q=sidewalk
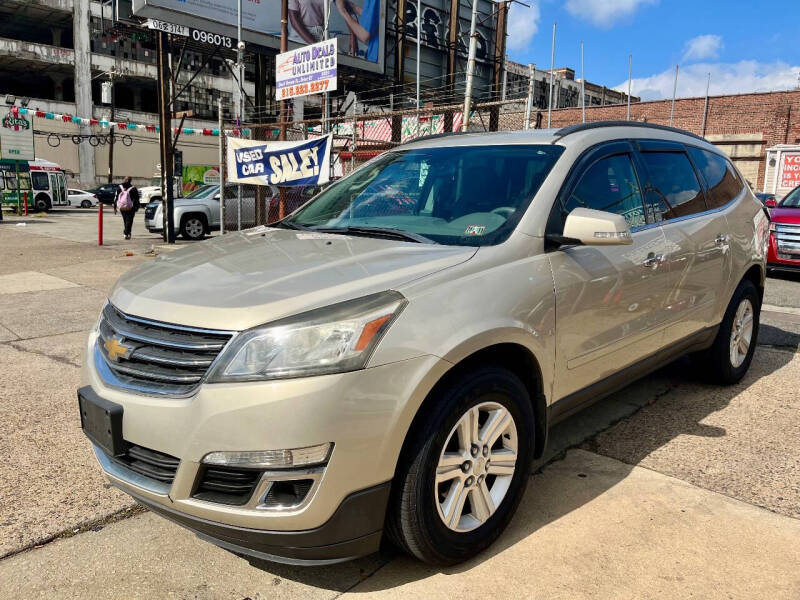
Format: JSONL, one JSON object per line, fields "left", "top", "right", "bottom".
{"left": 1, "top": 450, "right": 798, "bottom": 600}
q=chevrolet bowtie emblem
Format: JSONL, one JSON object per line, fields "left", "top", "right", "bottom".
{"left": 104, "top": 335, "right": 133, "bottom": 362}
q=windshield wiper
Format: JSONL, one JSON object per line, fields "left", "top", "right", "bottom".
{"left": 276, "top": 220, "right": 313, "bottom": 231}
{"left": 314, "top": 226, "right": 437, "bottom": 244}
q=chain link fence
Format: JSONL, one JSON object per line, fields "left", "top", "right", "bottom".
{"left": 215, "top": 91, "right": 800, "bottom": 231}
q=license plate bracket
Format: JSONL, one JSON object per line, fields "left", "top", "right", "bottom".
{"left": 78, "top": 386, "right": 126, "bottom": 457}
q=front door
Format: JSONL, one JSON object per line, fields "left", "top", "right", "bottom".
{"left": 548, "top": 143, "right": 671, "bottom": 402}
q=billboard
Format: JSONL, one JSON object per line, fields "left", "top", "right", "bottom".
{"left": 780, "top": 152, "right": 800, "bottom": 190}
{"left": 0, "top": 111, "right": 35, "bottom": 161}
{"left": 132, "top": 0, "right": 385, "bottom": 73}
{"left": 276, "top": 38, "right": 337, "bottom": 101}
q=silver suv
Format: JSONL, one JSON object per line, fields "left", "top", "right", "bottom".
{"left": 79, "top": 122, "right": 769, "bottom": 566}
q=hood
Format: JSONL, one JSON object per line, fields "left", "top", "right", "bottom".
{"left": 109, "top": 228, "right": 476, "bottom": 330}
{"left": 770, "top": 206, "right": 800, "bottom": 224}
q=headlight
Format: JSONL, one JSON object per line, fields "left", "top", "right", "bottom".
{"left": 207, "top": 291, "right": 406, "bottom": 382}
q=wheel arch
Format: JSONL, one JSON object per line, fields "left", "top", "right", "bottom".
{"left": 741, "top": 263, "right": 765, "bottom": 302}
{"left": 397, "top": 342, "right": 548, "bottom": 474}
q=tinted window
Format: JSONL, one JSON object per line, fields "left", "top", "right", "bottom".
{"left": 687, "top": 147, "right": 744, "bottom": 209}
{"left": 289, "top": 145, "right": 565, "bottom": 246}
{"left": 564, "top": 153, "right": 645, "bottom": 228}
{"left": 781, "top": 185, "right": 800, "bottom": 208}
{"left": 31, "top": 172, "right": 49, "bottom": 190}
{"left": 639, "top": 151, "right": 706, "bottom": 221}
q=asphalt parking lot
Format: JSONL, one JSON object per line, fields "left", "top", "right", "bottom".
{"left": 1, "top": 209, "right": 799, "bottom": 599}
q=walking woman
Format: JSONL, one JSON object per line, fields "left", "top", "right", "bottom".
{"left": 114, "top": 176, "right": 140, "bottom": 240}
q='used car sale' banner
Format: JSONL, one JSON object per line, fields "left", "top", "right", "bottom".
{"left": 227, "top": 135, "right": 332, "bottom": 187}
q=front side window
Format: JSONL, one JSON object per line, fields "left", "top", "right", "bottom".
{"left": 639, "top": 151, "right": 706, "bottom": 221}
{"left": 563, "top": 153, "right": 646, "bottom": 228}
{"left": 287, "top": 145, "right": 565, "bottom": 246}
{"left": 687, "top": 147, "right": 743, "bottom": 209}
{"left": 31, "top": 172, "right": 49, "bottom": 191}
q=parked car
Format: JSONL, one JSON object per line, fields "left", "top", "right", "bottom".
{"left": 79, "top": 122, "right": 767, "bottom": 567}
{"left": 756, "top": 192, "right": 777, "bottom": 209}
{"left": 144, "top": 184, "right": 319, "bottom": 240}
{"left": 68, "top": 188, "right": 99, "bottom": 208}
{"left": 89, "top": 183, "right": 120, "bottom": 205}
{"left": 767, "top": 185, "right": 800, "bottom": 273}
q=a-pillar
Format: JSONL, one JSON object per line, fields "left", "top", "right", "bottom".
{"left": 73, "top": 0, "right": 96, "bottom": 188}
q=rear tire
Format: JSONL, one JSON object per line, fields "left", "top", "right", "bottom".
{"left": 702, "top": 279, "right": 760, "bottom": 385}
{"left": 80, "top": 199, "right": 92, "bottom": 208}
{"left": 386, "top": 366, "right": 534, "bottom": 565}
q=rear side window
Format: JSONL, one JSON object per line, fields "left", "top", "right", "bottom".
{"left": 563, "top": 154, "right": 646, "bottom": 228}
{"left": 639, "top": 151, "right": 706, "bottom": 222}
{"left": 687, "top": 147, "right": 744, "bottom": 209}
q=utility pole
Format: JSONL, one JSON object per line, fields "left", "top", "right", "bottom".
{"left": 626, "top": 54, "right": 632, "bottom": 121}
{"left": 524, "top": 63, "right": 534, "bottom": 130}
{"left": 323, "top": 0, "right": 331, "bottom": 133}
{"left": 236, "top": 0, "right": 244, "bottom": 230}
{"left": 461, "top": 0, "right": 480, "bottom": 132}
{"left": 157, "top": 31, "right": 176, "bottom": 243}
{"left": 416, "top": 0, "right": 421, "bottom": 137}
{"left": 669, "top": 64, "right": 678, "bottom": 126}
{"left": 218, "top": 98, "right": 225, "bottom": 235}
{"left": 278, "top": 0, "right": 288, "bottom": 219}
{"left": 580, "top": 41, "right": 585, "bottom": 123}
{"left": 106, "top": 74, "right": 116, "bottom": 183}
{"left": 547, "top": 22, "right": 556, "bottom": 128}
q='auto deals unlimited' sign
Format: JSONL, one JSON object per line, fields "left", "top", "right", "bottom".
{"left": 227, "top": 135, "right": 332, "bottom": 187}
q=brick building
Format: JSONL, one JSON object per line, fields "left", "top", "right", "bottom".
{"left": 543, "top": 90, "right": 800, "bottom": 189}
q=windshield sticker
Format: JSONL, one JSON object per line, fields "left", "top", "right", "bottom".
{"left": 464, "top": 225, "right": 486, "bottom": 236}
{"left": 296, "top": 232, "right": 348, "bottom": 240}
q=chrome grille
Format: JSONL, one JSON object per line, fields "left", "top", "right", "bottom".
{"left": 96, "top": 303, "right": 234, "bottom": 396}
{"left": 775, "top": 223, "right": 800, "bottom": 256}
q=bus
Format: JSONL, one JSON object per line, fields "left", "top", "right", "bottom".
{"left": 0, "top": 159, "right": 68, "bottom": 212}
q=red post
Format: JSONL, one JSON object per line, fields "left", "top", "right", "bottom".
{"left": 23, "top": 192, "right": 28, "bottom": 216}
{"left": 98, "top": 202, "right": 103, "bottom": 246}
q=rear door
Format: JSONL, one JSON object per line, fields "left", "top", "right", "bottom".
{"left": 549, "top": 141, "right": 671, "bottom": 401}
{"left": 635, "top": 141, "right": 731, "bottom": 345}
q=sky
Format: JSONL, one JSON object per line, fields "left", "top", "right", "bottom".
{"left": 505, "top": 0, "right": 800, "bottom": 100}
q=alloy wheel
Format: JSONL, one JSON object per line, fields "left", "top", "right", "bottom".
{"left": 185, "top": 218, "right": 204, "bottom": 239}
{"left": 435, "top": 401, "right": 518, "bottom": 532}
{"left": 729, "top": 298, "right": 754, "bottom": 368}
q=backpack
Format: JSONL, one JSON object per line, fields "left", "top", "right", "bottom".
{"left": 116, "top": 185, "right": 133, "bottom": 211}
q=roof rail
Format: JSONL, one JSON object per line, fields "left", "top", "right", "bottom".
{"left": 553, "top": 120, "right": 706, "bottom": 142}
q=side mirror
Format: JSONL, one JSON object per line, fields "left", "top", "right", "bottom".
{"left": 557, "top": 207, "right": 633, "bottom": 246}
{"left": 213, "top": 194, "right": 220, "bottom": 200}
{"left": 765, "top": 198, "right": 777, "bottom": 208}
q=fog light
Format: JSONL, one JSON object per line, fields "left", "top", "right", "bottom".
{"left": 201, "top": 443, "right": 332, "bottom": 469}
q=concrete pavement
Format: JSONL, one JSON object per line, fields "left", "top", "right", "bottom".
{"left": 2, "top": 210, "right": 800, "bottom": 598}
{"left": 1, "top": 450, "right": 798, "bottom": 600}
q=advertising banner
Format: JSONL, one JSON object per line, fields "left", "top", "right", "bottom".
{"left": 132, "top": 0, "right": 385, "bottom": 73}
{"left": 276, "top": 38, "right": 337, "bottom": 101}
{"left": 0, "top": 111, "right": 35, "bottom": 161}
{"left": 780, "top": 152, "right": 800, "bottom": 189}
{"left": 227, "top": 135, "right": 331, "bottom": 187}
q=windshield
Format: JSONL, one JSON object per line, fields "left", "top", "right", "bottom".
{"left": 780, "top": 185, "right": 800, "bottom": 208}
{"left": 286, "top": 145, "right": 564, "bottom": 246}
{"left": 184, "top": 184, "right": 218, "bottom": 199}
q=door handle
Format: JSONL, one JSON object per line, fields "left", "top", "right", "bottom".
{"left": 642, "top": 253, "right": 664, "bottom": 269}
{"left": 715, "top": 234, "right": 729, "bottom": 247}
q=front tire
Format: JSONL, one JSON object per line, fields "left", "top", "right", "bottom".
{"left": 386, "top": 366, "right": 534, "bottom": 565}
{"left": 702, "top": 279, "right": 760, "bottom": 385}
{"left": 180, "top": 215, "right": 207, "bottom": 240}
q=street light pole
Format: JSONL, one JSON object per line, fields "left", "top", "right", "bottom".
{"left": 547, "top": 22, "right": 556, "bottom": 128}
{"left": 416, "top": 0, "right": 421, "bottom": 137}
{"left": 461, "top": 0, "right": 480, "bottom": 132}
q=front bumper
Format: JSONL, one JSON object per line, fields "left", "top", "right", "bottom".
{"left": 81, "top": 331, "right": 446, "bottom": 562}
